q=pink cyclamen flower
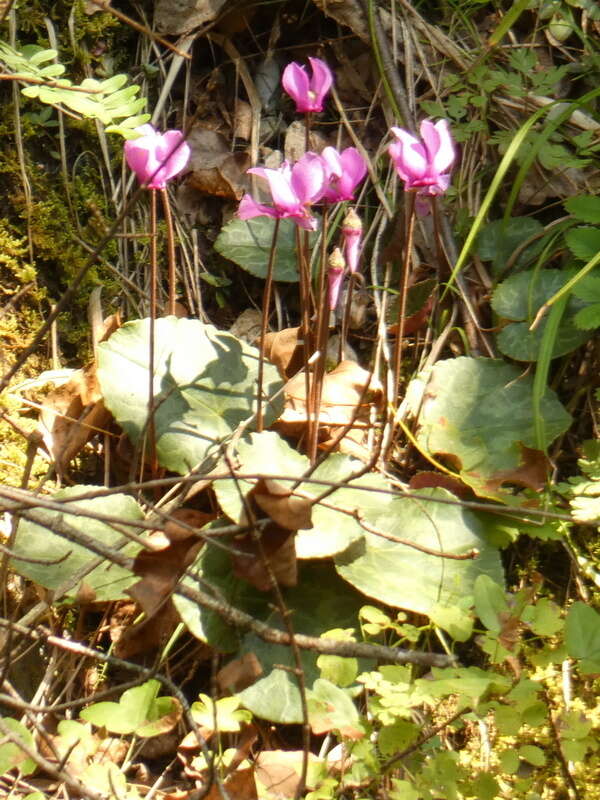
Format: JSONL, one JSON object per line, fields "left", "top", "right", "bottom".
{"left": 319, "top": 147, "right": 367, "bottom": 204}
{"left": 388, "top": 119, "right": 455, "bottom": 197}
{"left": 238, "top": 153, "right": 325, "bottom": 231}
{"left": 342, "top": 208, "right": 362, "bottom": 274}
{"left": 327, "top": 248, "right": 346, "bottom": 311}
{"left": 281, "top": 57, "right": 333, "bottom": 113}
{"left": 124, "top": 124, "right": 190, "bottom": 189}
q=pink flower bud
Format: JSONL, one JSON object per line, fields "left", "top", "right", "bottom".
{"left": 327, "top": 248, "right": 346, "bottom": 311}
{"left": 124, "top": 124, "right": 190, "bottom": 189}
{"left": 342, "top": 208, "right": 362, "bottom": 273}
{"left": 281, "top": 57, "right": 333, "bottom": 113}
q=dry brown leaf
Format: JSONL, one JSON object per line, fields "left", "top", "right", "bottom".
{"left": 38, "top": 363, "right": 112, "bottom": 475}
{"left": 217, "top": 652, "right": 263, "bottom": 693}
{"left": 231, "top": 521, "right": 297, "bottom": 592}
{"left": 275, "top": 360, "right": 381, "bottom": 459}
{"left": 204, "top": 767, "right": 258, "bottom": 800}
{"left": 154, "top": 0, "right": 229, "bottom": 35}
{"left": 263, "top": 326, "right": 305, "bottom": 379}
{"left": 230, "top": 308, "right": 263, "bottom": 345}
{"left": 251, "top": 478, "right": 313, "bottom": 532}
{"left": 284, "top": 121, "right": 328, "bottom": 162}
{"left": 409, "top": 471, "right": 471, "bottom": 499}
{"left": 186, "top": 127, "right": 251, "bottom": 200}
{"left": 116, "top": 509, "right": 213, "bottom": 658}
{"left": 255, "top": 751, "right": 321, "bottom": 800}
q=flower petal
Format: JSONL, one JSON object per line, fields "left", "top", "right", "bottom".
{"left": 238, "top": 194, "right": 277, "bottom": 220}
{"left": 291, "top": 153, "right": 325, "bottom": 204}
{"left": 249, "top": 165, "right": 299, "bottom": 212}
{"left": 308, "top": 57, "right": 333, "bottom": 111}
{"left": 431, "top": 119, "right": 455, "bottom": 174}
{"left": 282, "top": 62, "right": 311, "bottom": 112}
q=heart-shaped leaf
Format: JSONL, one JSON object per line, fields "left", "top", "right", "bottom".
{"left": 410, "top": 357, "right": 571, "bottom": 499}
{"left": 97, "top": 317, "right": 283, "bottom": 474}
{"left": 11, "top": 487, "right": 145, "bottom": 602}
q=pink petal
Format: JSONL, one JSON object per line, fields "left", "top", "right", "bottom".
{"left": 389, "top": 128, "right": 427, "bottom": 181}
{"left": 337, "top": 147, "right": 367, "bottom": 197}
{"left": 282, "top": 62, "right": 311, "bottom": 112}
{"left": 291, "top": 153, "right": 325, "bottom": 204}
{"left": 308, "top": 57, "right": 333, "bottom": 111}
{"left": 124, "top": 139, "right": 154, "bottom": 185}
{"left": 249, "top": 165, "right": 299, "bottom": 212}
{"left": 431, "top": 119, "right": 455, "bottom": 174}
{"left": 320, "top": 146, "right": 343, "bottom": 179}
{"left": 238, "top": 193, "right": 277, "bottom": 220}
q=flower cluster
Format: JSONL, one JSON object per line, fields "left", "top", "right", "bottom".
{"left": 238, "top": 145, "right": 366, "bottom": 231}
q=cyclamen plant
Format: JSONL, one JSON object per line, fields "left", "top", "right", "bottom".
{"left": 123, "top": 123, "right": 191, "bottom": 472}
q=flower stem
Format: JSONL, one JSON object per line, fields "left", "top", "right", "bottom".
{"left": 296, "top": 226, "right": 313, "bottom": 449}
{"left": 308, "top": 206, "right": 329, "bottom": 463}
{"left": 161, "top": 187, "right": 176, "bottom": 316}
{"left": 147, "top": 188, "right": 158, "bottom": 477}
{"left": 257, "top": 216, "right": 280, "bottom": 432}
{"left": 391, "top": 192, "right": 416, "bottom": 408}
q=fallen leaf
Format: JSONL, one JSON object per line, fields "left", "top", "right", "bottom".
{"left": 231, "top": 521, "right": 297, "bottom": 591}
{"left": 263, "top": 326, "right": 305, "bottom": 378}
{"left": 217, "top": 653, "right": 263, "bottom": 693}
{"left": 154, "top": 0, "right": 229, "bottom": 35}
{"left": 275, "top": 360, "right": 382, "bottom": 458}
{"left": 204, "top": 767, "right": 258, "bottom": 800}
{"left": 251, "top": 478, "right": 313, "bottom": 531}
{"left": 254, "top": 751, "right": 322, "bottom": 800}
{"left": 38, "top": 363, "right": 112, "bottom": 476}
{"left": 186, "top": 127, "right": 251, "bottom": 200}
{"left": 117, "top": 509, "right": 214, "bottom": 658}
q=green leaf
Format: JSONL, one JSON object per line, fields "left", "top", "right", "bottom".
{"left": 573, "top": 303, "right": 600, "bottom": 330}
{"left": 429, "top": 602, "right": 474, "bottom": 642}
{"left": 235, "top": 564, "right": 368, "bottom": 723}
{"left": 474, "top": 575, "right": 509, "bottom": 633}
{"left": 307, "top": 679, "right": 365, "bottom": 738}
{"left": 335, "top": 488, "right": 503, "bottom": 616}
{"left": 565, "top": 602, "right": 600, "bottom": 673}
{"left": 521, "top": 597, "right": 563, "bottom": 636}
{"left": 213, "top": 431, "right": 378, "bottom": 558}
{"left": 174, "top": 532, "right": 271, "bottom": 652}
{"left": 411, "top": 357, "right": 571, "bottom": 499}
{"left": 191, "top": 694, "right": 252, "bottom": 731}
{"left": 565, "top": 227, "right": 600, "bottom": 261}
{"left": 499, "top": 749, "right": 520, "bottom": 774}
{"left": 378, "top": 721, "right": 419, "bottom": 755}
{"left": 317, "top": 629, "right": 358, "bottom": 687}
{"left": 81, "top": 679, "right": 181, "bottom": 737}
{"left": 565, "top": 195, "right": 600, "bottom": 223}
{"left": 476, "top": 217, "right": 544, "bottom": 274}
{"left": 518, "top": 744, "right": 545, "bottom": 766}
{"left": 11, "top": 486, "right": 144, "bottom": 602}
{"left": 415, "top": 666, "right": 511, "bottom": 704}
{"left": 215, "top": 216, "right": 317, "bottom": 282}
{"left": 492, "top": 270, "right": 589, "bottom": 361}
{"left": 0, "top": 719, "right": 37, "bottom": 776}
{"left": 97, "top": 318, "right": 283, "bottom": 475}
